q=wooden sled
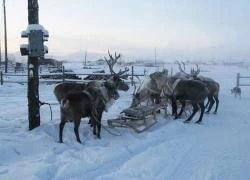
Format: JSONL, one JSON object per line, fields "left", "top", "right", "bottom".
{"left": 107, "top": 105, "right": 162, "bottom": 133}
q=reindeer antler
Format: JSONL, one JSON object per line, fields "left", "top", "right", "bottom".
{"left": 190, "top": 64, "right": 200, "bottom": 77}
{"left": 117, "top": 67, "right": 129, "bottom": 76}
{"left": 176, "top": 61, "right": 189, "bottom": 76}
{"left": 105, "top": 50, "right": 127, "bottom": 77}
{"left": 104, "top": 50, "right": 121, "bottom": 75}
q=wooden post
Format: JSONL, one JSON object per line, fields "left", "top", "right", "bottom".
{"left": 236, "top": 73, "right": 240, "bottom": 88}
{"left": 131, "top": 66, "right": 134, "bottom": 86}
{"left": 27, "top": 0, "right": 40, "bottom": 130}
{"left": 62, "top": 66, "right": 65, "bottom": 82}
{"left": 0, "top": 71, "right": 3, "bottom": 85}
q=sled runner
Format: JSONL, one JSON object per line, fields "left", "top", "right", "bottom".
{"left": 107, "top": 105, "right": 162, "bottom": 133}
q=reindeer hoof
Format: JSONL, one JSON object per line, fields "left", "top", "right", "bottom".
{"left": 184, "top": 120, "right": 191, "bottom": 123}
{"left": 205, "top": 111, "right": 209, "bottom": 114}
{"left": 59, "top": 140, "right": 63, "bottom": 143}
{"left": 213, "top": 112, "right": 217, "bottom": 115}
{"left": 195, "top": 120, "right": 202, "bottom": 124}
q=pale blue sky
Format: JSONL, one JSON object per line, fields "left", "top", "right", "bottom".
{"left": 2, "top": 0, "right": 250, "bottom": 60}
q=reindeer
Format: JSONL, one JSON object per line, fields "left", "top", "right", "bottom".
{"left": 54, "top": 51, "right": 129, "bottom": 103}
{"left": 130, "top": 70, "right": 168, "bottom": 108}
{"left": 59, "top": 81, "right": 119, "bottom": 143}
{"left": 133, "top": 69, "right": 208, "bottom": 123}
{"left": 176, "top": 61, "right": 220, "bottom": 114}
{"left": 161, "top": 71, "right": 209, "bottom": 123}
{"left": 231, "top": 86, "right": 241, "bottom": 98}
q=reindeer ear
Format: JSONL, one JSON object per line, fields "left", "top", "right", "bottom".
{"left": 150, "top": 72, "right": 156, "bottom": 79}
{"left": 162, "top": 69, "right": 168, "bottom": 75}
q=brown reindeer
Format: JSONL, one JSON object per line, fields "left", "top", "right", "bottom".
{"left": 148, "top": 69, "right": 209, "bottom": 123}
{"left": 176, "top": 62, "right": 220, "bottom": 114}
{"left": 54, "top": 74, "right": 128, "bottom": 103}
{"left": 59, "top": 81, "right": 119, "bottom": 143}
{"left": 54, "top": 51, "right": 129, "bottom": 103}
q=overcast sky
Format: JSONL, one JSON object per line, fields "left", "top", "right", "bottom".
{"left": 1, "top": 0, "right": 250, "bottom": 61}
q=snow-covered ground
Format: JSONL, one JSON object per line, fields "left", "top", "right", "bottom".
{"left": 0, "top": 64, "right": 250, "bottom": 180}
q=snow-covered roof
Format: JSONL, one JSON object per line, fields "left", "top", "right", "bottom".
{"left": 26, "top": 24, "right": 45, "bottom": 32}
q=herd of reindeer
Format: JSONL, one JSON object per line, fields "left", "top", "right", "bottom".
{"left": 53, "top": 51, "right": 220, "bottom": 143}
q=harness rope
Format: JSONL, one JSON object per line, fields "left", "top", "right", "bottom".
{"left": 82, "top": 90, "right": 122, "bottom": 137}
{"left": 39, "top": 100, "right": 57, "bottom": 121}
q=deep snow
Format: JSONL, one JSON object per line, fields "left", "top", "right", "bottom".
{"left": 0, "top": 63, "right": 250, "bottom": 180}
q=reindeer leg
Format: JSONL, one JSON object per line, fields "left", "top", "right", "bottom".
{"left": 184, "top": 103, "right": 198, "bottom": 123}
{"left": 97, "top": 112, "right": 103, "bottom": 139}
{"left": 206, "top": 96, "right": 215, "bottom": 114}
{"left": 213, "top": 95, "right": 219, "bottom": 114}
{"left": 59, "top": 111, "right": 66, "bottom": 143}
{"left": 205, "top": 98, "right": 210, "bottom": 109}
{"left": 59, "top": 121, "right": 66, "bottom": 143}
{"left": 195, "top": 101, "right": 205, "bottom": 124}
{"left": 88, "top": 118, "right": 93, "bottom": 127}
{"left": 93, "top": 119, "right": 97, "bottom": 136}
{"left": 155, "top": 96, "right": 161, "bottom": 114}
{"left": 171, "top": 97, "right": 178, "bottom": 119}
{"left": 74, "top": 118, "right": 81, "bottom": 143}
{"left": 176, "top": 100, "right": 186, "bottom": 119}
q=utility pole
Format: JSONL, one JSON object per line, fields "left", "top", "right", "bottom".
{"left": 3, "top": 0, "right": 8, "bottom": 73}
{"left": 28, "top": 0, "right": 40, "bottom": 130}
{"left": 0, "top": 39, "right": 1, "bottom": 64}
{"left": 83, "top": 49, "right": 87, "bottom": 68}
{"left": 84, "top": 50, "right": 87, "bottom": 66}
{"left": 154, "top": 47, "right": 157, "bottom": 68}
{"left": 20, "top": 0, "right": 49, "bottom": 130}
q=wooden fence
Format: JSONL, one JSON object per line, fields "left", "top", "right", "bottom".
{"left": 236, "top": 73, "right": 250, "bottom": 88}
{"left": 0, "top": 66, "right": 145, "bottom": 85}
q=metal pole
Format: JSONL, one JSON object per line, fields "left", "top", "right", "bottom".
{"left": 0, "top": 71, "right": 3, "bottom": 85}
{"left": 3, "top": 0, "right": 8, "bottom": 73}
{"left": 28, "top": 0, "right": 40, "bottom": 130}
{"left": 236, "top": 73, "right": 240, "bottom": 88}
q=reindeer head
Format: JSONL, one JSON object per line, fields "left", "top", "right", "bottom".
{"left": 190, "top": 64, "right": 200, "bottom": 79}
{"left": 175, "top": 61, "right": 200, "bottom": 80}
{"left": 104, "top": 81, "right": 120, "bottom": 100}
{"left": 104, "top": 50, "right": 129, "bottom": 92}
{"left": 150, "top": 69, "right": 168, "bottom": 90}
{"left": 175, "top": 61, "right": 190, "bottom": 79}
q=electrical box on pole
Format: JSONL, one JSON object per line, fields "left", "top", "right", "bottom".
{"left": 20, "top": 24, "right": 49, "bottom": 57}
